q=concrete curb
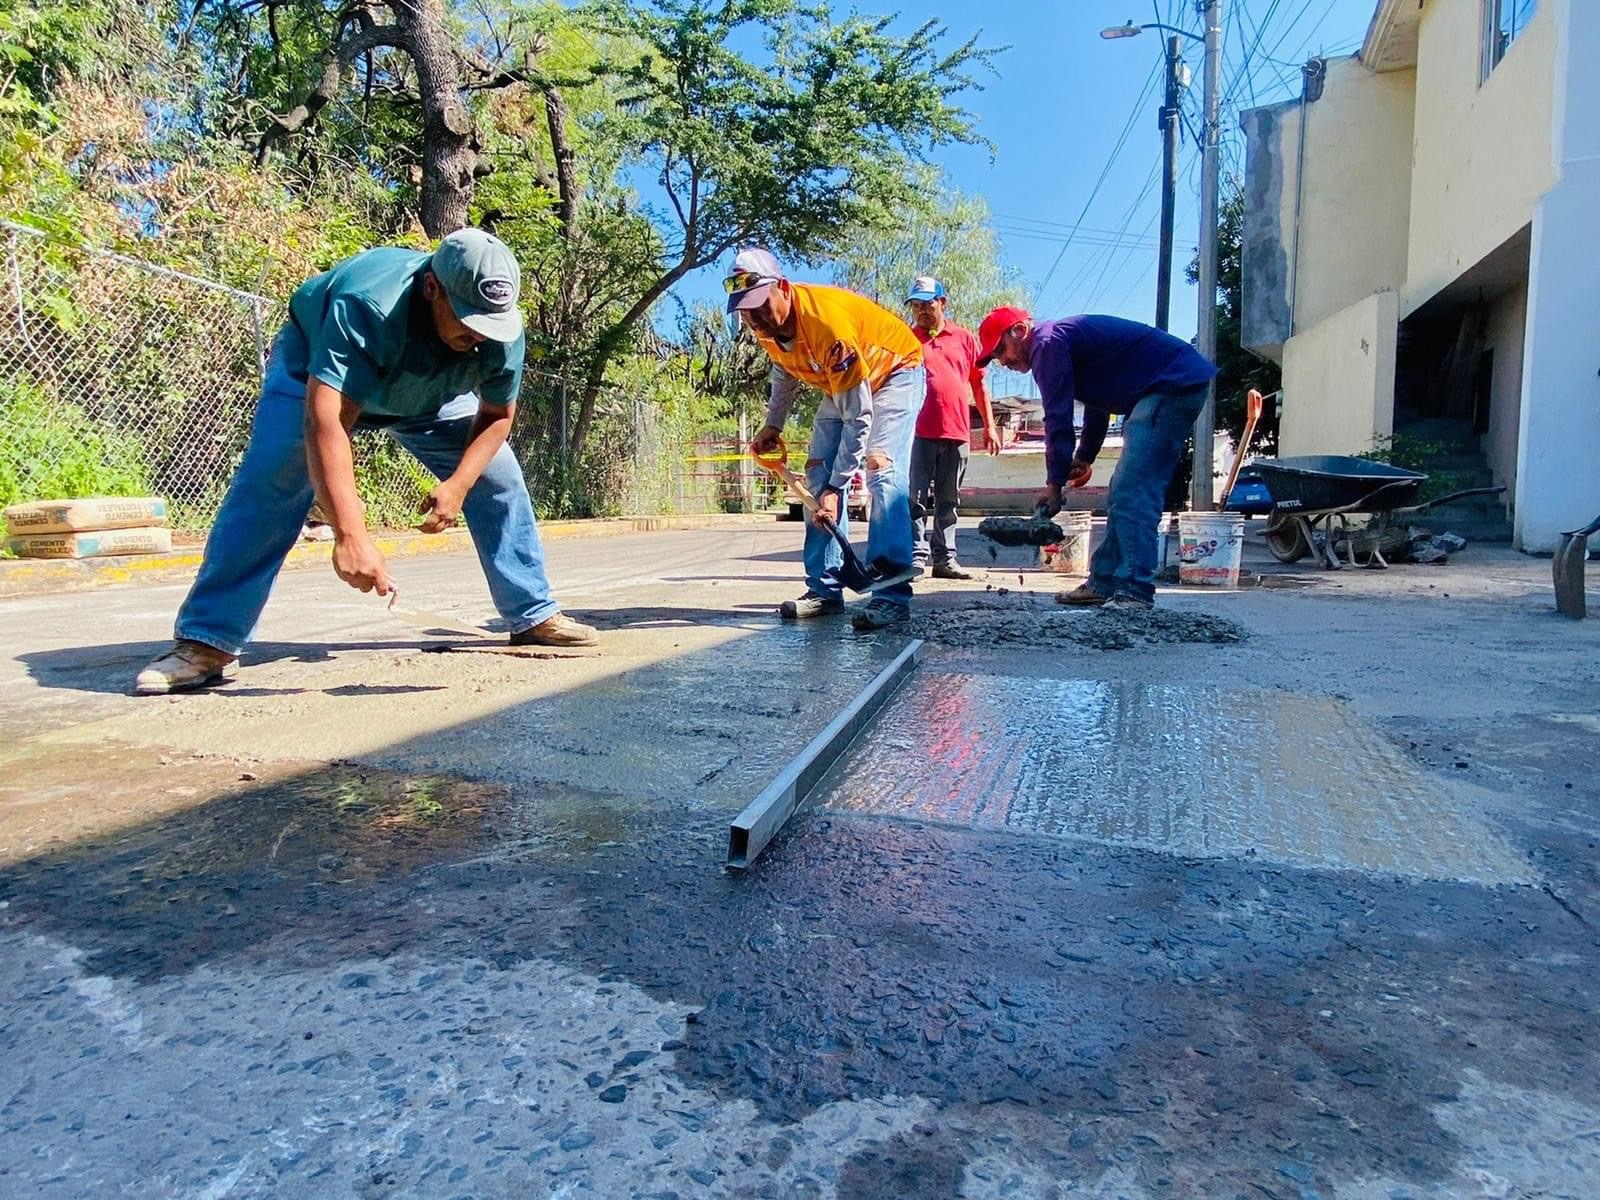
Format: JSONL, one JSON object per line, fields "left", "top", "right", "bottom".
{"left": 0, "top": 512, "right": 784, "bottom": 599}
{"left": 726, "top": 638, "right": 924, "bottom": 872}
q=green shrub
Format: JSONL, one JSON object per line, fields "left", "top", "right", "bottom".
{"left": 1359, "top": 434, "right": 1471, "bottom": 503}
{"left": 0, "top": 377, "right": 151, "bottom": 509}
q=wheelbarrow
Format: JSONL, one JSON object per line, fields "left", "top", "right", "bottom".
{"left": 750, "top": 438, "right": 909, "bottom": 594}
{"left": 1252, "top": 455, "right": 1506, "bottom": 570}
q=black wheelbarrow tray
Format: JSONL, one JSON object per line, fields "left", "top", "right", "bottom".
{"left": 1250, "top": 454, "right": 1505, "bottom": 570}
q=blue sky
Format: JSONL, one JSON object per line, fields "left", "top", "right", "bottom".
{"left": 660, "top": 0, "right": 1378, "bottom": 345}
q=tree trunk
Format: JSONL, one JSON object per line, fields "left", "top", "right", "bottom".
{"left": 394, "top": 0, "right": 476, "bottom": 237}
{"left": 568, "top": 263, "right": 697, "bottom": 461}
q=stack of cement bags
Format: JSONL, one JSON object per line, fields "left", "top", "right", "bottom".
{"left": 4, "top": 497, "right": 172, "bottom": 558}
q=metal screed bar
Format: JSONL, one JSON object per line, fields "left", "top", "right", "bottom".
{"left": 726, "top": 638, "right": 925, "bottom": 871}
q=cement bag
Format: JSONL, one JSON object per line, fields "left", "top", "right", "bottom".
{"left": 5, "top": 526, "right": 174, "bottom": 559}
{"left": 4, "top": 496, "right": 169, "bottom": 534}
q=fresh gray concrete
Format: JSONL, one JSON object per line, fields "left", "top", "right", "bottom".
{"left": 1, "top": 520, "right": 1598, "bottom": 1198}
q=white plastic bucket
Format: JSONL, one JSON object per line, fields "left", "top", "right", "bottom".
{"left": 1177, "top": 513, "right": 1245, "bottom": 588}
{"left": 1038, "top": 511, "right": 1094, "bottom": 575}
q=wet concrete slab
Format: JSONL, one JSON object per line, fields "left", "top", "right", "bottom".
{"left": 822, "top": 674, "right": 1531, "bottom": 883}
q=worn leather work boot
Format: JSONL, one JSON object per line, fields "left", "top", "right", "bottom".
{"left": 134, "top": 639, "right": 238, "bottom": 695}
{"left": 510, "top": 613, "right": 600, "bottom": 647}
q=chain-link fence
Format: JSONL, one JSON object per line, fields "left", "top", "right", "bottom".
{"left": 1, "top": 220, "right": 274, "bottom": 532}
{"left": 1, "top": 219, "right": 766, "bottom": 536}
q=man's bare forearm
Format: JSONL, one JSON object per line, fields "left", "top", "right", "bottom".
{"left": 304, "top": 379, "right": 366, "bottom": 537}
{"left": 450, "top": 403, "right": 515, "bottom": 493}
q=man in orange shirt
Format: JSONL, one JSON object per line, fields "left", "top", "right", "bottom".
{"left": 906, "top": 275, "right": 999, "bottom": 579}
{"left": 734, "top": 248, "right": 925, "bottom": 631}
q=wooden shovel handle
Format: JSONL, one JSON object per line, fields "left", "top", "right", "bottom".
{"left": 1221, "top": 389, "right": 1264, "bottom": 504}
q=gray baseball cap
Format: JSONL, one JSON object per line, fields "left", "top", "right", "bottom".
{"left": 430, "top": 228, "right": 523, "bottom": 342}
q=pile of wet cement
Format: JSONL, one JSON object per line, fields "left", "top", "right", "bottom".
{"left": 906, "top": 598, "right": 1247, "bottom": 650}
{"left": 976, "top": 514, "right": 1064, "bottom": 546}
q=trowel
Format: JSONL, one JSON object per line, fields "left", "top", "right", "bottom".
{"left": 386, "top": 587, "right": 494, "bottom": 638}
{"left": 1553, "top": 511, "right": 1600, "bottom": 619}
{"left": 751, "top": 439, "right": 910, "bottom": 594}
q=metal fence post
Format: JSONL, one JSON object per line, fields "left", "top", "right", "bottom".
{"left": 558, "top": 375, "right": 569, "bottom": 516}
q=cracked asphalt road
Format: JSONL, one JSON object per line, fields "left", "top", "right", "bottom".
{"left": 1, "top": 524, "right": 1598, "bottom": 1198}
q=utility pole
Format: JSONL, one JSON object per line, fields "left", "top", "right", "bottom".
{"left": 1190, "top": 0, "right": 1223, "bottom": 511}
{"left": 1155, "top": 36, "right": 1184, "bottom": 332}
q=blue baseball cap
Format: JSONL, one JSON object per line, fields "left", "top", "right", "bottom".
{"left": 907, "top": 275, "right": 946, "bottom": 302}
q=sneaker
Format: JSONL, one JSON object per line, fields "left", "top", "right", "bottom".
{"left": 134, "top": 639, "right": 237, "bottom": 695}
{"left": 779, "top": 592, "right": 844, "bottom": 620}
{"left": 931, "top": 563, "right": 972, "bottom": 580}
{"left": 851, "top": 598, "right": 910, "bottom": 631}
{"left": 510, "top": 613, "right": 600, "bottom": 647}
{"left": 1102, "top": 594, "right": 1155, "bottom": 612}
{"left": 1055, "top": 584, "right": 1110, "bottom": 607}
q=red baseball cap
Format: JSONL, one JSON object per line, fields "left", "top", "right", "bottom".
{"left": 976, "top": 305, "right": 1031, "bottom": 366}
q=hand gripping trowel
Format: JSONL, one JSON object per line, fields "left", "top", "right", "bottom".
{"left": 750, "top": 438, "right": 910, "bottom": 593}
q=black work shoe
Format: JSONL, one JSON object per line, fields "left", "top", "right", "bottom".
{"left": 931, "top": 563, "right": 972, "bottom": 580}
{"left": 779, "top": 593, "right": 845, "bottom": 619}
{"left": 1102, "top": 594, "right": 1155, "bottom": 612}
{"left": 851, "top": 598, "right": 910, "bottom": 631}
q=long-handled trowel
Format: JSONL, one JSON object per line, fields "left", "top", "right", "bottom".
{"left": 386, "top": 586, "right": 494, "bottom": 638}
{"left": 751, "top": 439, "right": 912, "bottom": 594}
{"left": 1554, "top": 511, "right": 1600, "bottom": 619}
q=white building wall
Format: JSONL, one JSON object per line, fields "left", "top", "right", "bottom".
{"left": 1514, "top": 0, "right": 1600, "bottom": 551}
{"left": 1279, "top": 291, "right": 1399, "bottom": 458}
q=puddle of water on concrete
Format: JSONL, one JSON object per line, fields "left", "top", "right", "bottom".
{"left": 821, "top": 675, "right": 1531, "bottom": 883}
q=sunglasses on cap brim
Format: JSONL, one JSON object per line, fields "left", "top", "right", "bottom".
{"left": 723, "top": 271, "right": 779, "bottom": 294}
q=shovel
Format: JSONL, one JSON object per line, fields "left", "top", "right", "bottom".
{"left": 751, "top": 439, "right": 890, "bottom": 594}
{"left": 1221, "top": 388, "right": 1265, "bottom": 505}
{"left": 1554, "top": 511, "right": 1600, "bottom": 619}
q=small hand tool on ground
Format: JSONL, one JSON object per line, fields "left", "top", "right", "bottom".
{"left": 750, "top": 438, "right": 908, "bottom": 593}
{"left": 386, "top": 586, "right": 493, "bottom": 638}
{"left": 1553, "top": 510, "right": 1600, "bottom": 619}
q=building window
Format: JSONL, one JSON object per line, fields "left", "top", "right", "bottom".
{"left": 1484, "top": 0, "right": 1538, "bottom": 79}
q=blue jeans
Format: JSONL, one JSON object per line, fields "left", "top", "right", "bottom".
{"left": 175, "top": 339, "right": 560, "bottom": 655}
{"left": 803, "top": 367, "right": 921, "bottom": 605}
{"left": 1087, "top": 386, "right": 1209, "bottom": 603}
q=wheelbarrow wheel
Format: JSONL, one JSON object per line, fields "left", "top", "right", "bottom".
{"left": 1264, "top": 512, "right": 1310, "bottom": 563}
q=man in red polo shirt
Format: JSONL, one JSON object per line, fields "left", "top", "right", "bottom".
{"left": 907, "top": 276, "right": 999, "bottom": 579}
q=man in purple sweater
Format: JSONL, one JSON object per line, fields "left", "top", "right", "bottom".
{"left": 976, "top": 307, "right": 1217, "bottom": 609}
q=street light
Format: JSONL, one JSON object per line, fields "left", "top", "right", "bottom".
{"left": 1099, "top": 21, "right": 1198, "bottom": 40}
{"left": 1101, "top": 6, "right": 1224, "bottom": 511}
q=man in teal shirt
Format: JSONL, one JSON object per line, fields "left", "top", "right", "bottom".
{"left": 136, "top": 228, "right": 597, "bottom": 695}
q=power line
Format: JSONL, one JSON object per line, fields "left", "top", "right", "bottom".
{"left": 1043, "top": 157, "right": 1163, "bottom": 314}
{"left": 993, "top": 223, "right": 1194, "bottom": 252}
{"left": 1030, "top": 52, "right": 1166, "bottom": 304}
